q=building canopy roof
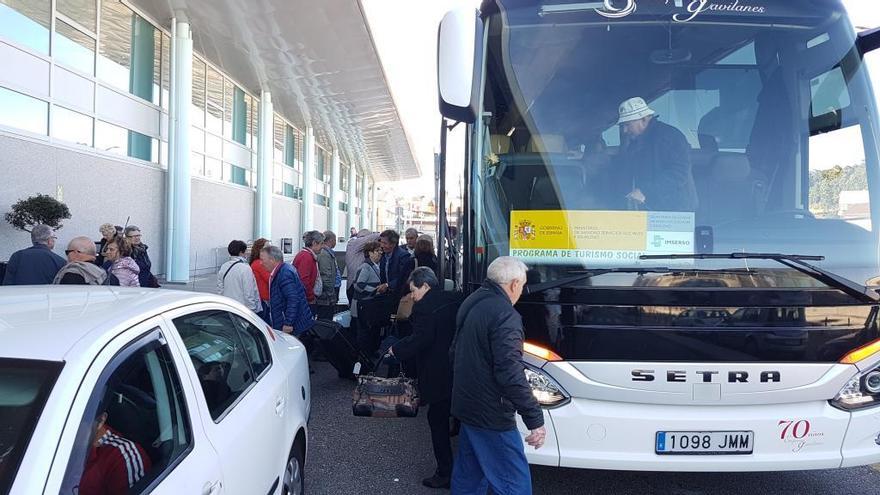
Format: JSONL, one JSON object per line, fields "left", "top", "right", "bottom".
{"left": 135, "top": 0, "right": 419, "bottom": 181}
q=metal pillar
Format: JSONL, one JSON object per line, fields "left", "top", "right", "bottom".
{"left": 301, "top": 126, "right": 315, "bottom": 233}
{"left": 370, "top": 181, "right": 377, "bottom": 231}
{"left": 329, "top": 149, "right": 340, "bottom": 235}
{"left": 255, "top": 92, "right": 274, "bottom": 240}
{"left": 165, "top": 17, "right": 192, "bottom": 283}
{"left": 360, "top": 173, "right": 369, "bottom": 232}
{"left": 347, "top": 161, "right": 358, "bottom": 232}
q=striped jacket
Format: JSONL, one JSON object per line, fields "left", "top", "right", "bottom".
{"left": 79, "top": 428, "right": 152, "bottom": 494}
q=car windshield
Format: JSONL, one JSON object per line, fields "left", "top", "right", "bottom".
{"left": 472, "top": 0, "right": 880, "bottom": 288}
{"left": 0, "top": 358, "right": 63, "bottom": 493}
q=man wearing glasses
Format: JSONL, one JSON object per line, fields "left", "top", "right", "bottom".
{"left": 54, "top": 236, "right": 120, "bottom": 285}
{"left": 2, "top": 224, "right": 66, "bottom": 285}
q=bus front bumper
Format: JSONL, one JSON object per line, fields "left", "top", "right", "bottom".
{"left": 516, "top": 398, "right": 880, "bottom": 471}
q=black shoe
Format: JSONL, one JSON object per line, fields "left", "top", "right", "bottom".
{"left": 422, "top": 474, "right": 450, "bottom": 489}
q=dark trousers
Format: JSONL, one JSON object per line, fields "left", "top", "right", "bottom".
{"left": 427, "top": 399, "right": 453, "bottom": 477}
{"left": 452, "top": 424, "right": 532, "bottom": 495}
{"left": 356, "top": 313, "right": 380, "bottom": 359}
{"left": 316, "top": 304, "right": 335, "bottom": 320}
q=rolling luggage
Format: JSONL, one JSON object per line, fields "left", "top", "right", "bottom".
{"left": 310, "top": 319, "right": 365, "bottom": 378}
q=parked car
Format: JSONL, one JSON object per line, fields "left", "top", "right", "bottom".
{"left": 0, "top": 286, "right": 310, "bottom": 495}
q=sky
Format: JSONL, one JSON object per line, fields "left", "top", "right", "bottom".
{"left": 362, "top": 0, "right": 880, "bottom": 194}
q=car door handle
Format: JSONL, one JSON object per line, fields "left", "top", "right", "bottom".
{"left": 275, "top": 396, "right": 285, "bottom": 416}
{"left": 202, "top": 480, "right": 222, "bottom": 495}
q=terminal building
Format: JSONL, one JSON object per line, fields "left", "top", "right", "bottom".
{"left": 0, "top": 0, "right": 419, "bottom": 281}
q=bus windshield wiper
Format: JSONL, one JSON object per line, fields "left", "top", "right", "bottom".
{"left": 524, "top": 267, "right": 671, "bottom": 295}
{"left": 639, "top": 252, "right": 880, "bottom": 304}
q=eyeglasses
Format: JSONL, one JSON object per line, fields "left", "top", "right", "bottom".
{"left": 127, "top": 234, "right": 142, "bottom": 238}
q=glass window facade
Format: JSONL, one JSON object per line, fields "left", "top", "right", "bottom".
{"left": 0, "top": 0, "right": 51, "bottom": 55}
{"left": 51, "top": 105, "right": 93, "bottom": 146}
{"left": 54, "top": 19, "right": 95, "bottom": 74}
{"left": 95, "top": 120, "right": 153, "bottom": 162}
{"left": 97, "top": 1, "right": 131, "bottom": 91}
{"left": 0, "top": 86, "right": 47, "bottom": 135}
{"left": 205, "top": 66, "right": 223, "bottom": 134}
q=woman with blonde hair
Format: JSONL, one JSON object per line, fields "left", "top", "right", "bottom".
{"left": 102, "top": 236, "right": 140, "bottom": 287}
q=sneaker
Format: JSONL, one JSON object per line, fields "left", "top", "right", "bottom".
{"left": 421, "top": 474, "right": 450, "bottom": 489}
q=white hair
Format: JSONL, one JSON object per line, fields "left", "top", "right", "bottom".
{"left": 487, "top": 256, "right": 528, "bottom": 285}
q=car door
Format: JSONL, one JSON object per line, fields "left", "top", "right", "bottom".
{"left": 162, "top": 304, "right": 288, "bottom": 495}
{"left": 45, "top": 317, "right": 225, "bottom": 495}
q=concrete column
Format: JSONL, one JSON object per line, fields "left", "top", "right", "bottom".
{"left": 360, "top": 172, "right": 369, "bottom": 231}
{"left": 370, "top": 181, "right": 377, "bottom": 231}
{"left": 329, "top": 149, "right": 340, "bottom": 235}
{"left": 255, "top": 92, "right": 274, "bottom": 240}
{"left": 301, "top": 126, "right": 315, "bottom": 232}
{"left": 165, "top": 17, "right": 192, "bottom": 283}
{"left": 347, "top": 161, "right": 357, "bottom": 231}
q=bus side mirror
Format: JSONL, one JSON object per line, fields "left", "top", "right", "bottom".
{"left": 437, "top": 8, "right": 484, "bottom": 124}
{"left": 857, "top": 27, "right": 880, "bottom": 55}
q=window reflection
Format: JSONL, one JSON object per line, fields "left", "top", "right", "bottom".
{"left": 56, "top": 0, "right": 96, "bottom": 33}
{"left": 205, "top": 66, "right": 223, "bottom": 134}
{"left": 97, "top": 0, "right": 132, "bottom": 92}
{"left": 95, "top": 120, "right": 127, "bottom": 156}
{"left": 273, "top": 116, "right": 284, "bottom": 162}
{"left": 223, "top": 80, "right": 233, "bottom": 140}
{"left": 0, "top": 0, "right": 50, "bottom": 54}
{"left": 192, "top": 58, "right": 206, "bottom": 127}
{"left": 161, "top": 34, "right": 170, "bottom": 110}
{"left": 205, "top": 133, "right": 222, "bottom": 158}
{"left": 205, "top": 156, "right": 221, "bottom": 179}
{"left": 246, "top": 94, "right": 256, "bottom": 149}
{"left": 0, "top": 86, "right": 47, "bottom": 134}
{"left": 51, "top": 106, "right": 93, "bottom": 146}
{"left": 191, "top": 152, "right": 204, "bottom": 176}
{"left": 54, "top": 20, "right": 95, "bottom": 75}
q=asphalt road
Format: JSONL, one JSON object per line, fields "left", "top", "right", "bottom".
{"left": 304, "top": 362, "right": 880, "bottom": 494}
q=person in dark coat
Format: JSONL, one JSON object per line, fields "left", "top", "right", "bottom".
{"left": 94, "top": 223, "right": 119, "bottom": 267}
{"left": 615, "top": 96, "right": 698, "bottom": 212}
{"left": 413, "top": 235, "right": 438, "bottom": 273}
{"left": 388, "top": 268, "right": 460, "bottom": 489}
{"left": 260, "top": 245, "right": 314, "bottom": 336}
{"left": 450, "top": 256, "right": 545, "bottom": 495}
{"left": 3, "top": 224, "right": 66, "bottom": 285}
{"left": 125, "top": 225, "right": 158, "bottom": 288}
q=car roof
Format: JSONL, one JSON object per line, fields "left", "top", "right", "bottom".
{"left": 0, "top": 286, "right": 228, "bottom": 362}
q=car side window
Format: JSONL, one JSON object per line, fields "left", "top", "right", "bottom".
{"left": 229, "top": 314, "right": 272, "bottom": 378}
{"left": 61, "top": 330, "right": 193, "bottom": 494}
{"left": 172, "top": 310, "right": 256, "bottom": 421}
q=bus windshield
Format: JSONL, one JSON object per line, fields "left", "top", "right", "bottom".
{"left": 472, "top": 0, "right": 880, "bottom": 288}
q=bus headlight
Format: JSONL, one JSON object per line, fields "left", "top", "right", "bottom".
{"left": 831, "top": 366, "right": 880, "bottom": 411}
{"left": 524, "top": 364, "right": 570, "bottom": 408}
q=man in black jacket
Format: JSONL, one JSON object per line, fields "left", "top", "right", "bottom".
{"left": 3, "top": 224, "right": 66, "bottom": 285}
{"left": 616, "top": 96, "right": 698, "bottom": 212}
{"left": 450, "top": 256, "right": 545, "bottom": 495}
{"left": 389, "top": 267, "right": 460, "bottom": 489}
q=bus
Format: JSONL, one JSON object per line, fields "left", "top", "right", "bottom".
{"left": 435, "top": 0, "right": 880, "bottom": 471}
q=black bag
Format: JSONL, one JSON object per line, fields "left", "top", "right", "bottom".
{"left": 310, "top": 320, "right": 365, "bottom": 379}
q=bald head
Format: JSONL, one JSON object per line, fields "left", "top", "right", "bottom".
{"left": 67, "top": 236, "right": 97, "bottom": 263}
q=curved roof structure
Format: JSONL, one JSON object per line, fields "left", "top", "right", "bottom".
{"left": 134, "top": 0, "right": 419, "bottom": 181}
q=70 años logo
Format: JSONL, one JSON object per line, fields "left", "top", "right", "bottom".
{"left": 594, "top": 0, "right": 766, "bottom": 23}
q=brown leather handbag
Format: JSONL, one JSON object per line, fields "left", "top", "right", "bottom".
{"left": 352, "top": 358, "right": 419, "bottom": 418}
{"left": 395, "top": 293, "right": 415, "bottom": 321}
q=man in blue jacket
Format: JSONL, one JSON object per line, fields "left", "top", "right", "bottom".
{"left": 3, "top": 224, "right": 66, "bottom": 285}
{"left": 260, "top": 245, "right": 314, "bottom": 335}
{"left": 378, "top": 229, "right": 414, "bottom": 300}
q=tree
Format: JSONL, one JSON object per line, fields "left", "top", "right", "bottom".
{"left": 5, "top": 194, "right": 71, "bottom": 233}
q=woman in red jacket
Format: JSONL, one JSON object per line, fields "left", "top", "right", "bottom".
{"left": 249, "top": 238, "right": 271, "bottom": 323}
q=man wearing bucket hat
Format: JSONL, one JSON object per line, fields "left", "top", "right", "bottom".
{"left": 616, "top": 96, "right": 698, "bottom": 211}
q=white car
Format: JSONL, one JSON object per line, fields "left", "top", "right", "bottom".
{"left": 0, "top": 286, "right": 310, "bottom": 495}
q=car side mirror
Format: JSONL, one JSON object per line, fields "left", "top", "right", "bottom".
{"left": 857, "top": 27, "right": 880, "bottom": 55}
{"left": 437, "top": 8, "right": 484, "bottom": 123}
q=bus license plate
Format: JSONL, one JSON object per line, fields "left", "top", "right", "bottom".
{"left": 655, "top": 431, "right": 754, "bottom": 455}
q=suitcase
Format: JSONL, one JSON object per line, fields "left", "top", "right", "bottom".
{"left": 310, "top": 320, "right": 366, "bottom": 379}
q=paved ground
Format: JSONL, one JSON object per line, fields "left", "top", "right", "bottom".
{"left": 304, "top": 362, "right": 880, "bottom": 495}
{"left": 175, "top": 275, "right": 880, "bottom": 494}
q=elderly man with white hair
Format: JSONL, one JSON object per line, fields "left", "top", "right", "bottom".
{"left": 3, "top": 224, "right": 66, "bottom": 285}
{"left": 450, "top": 256, "right": 545, "bottom": 495}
